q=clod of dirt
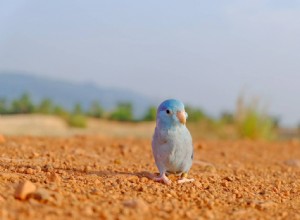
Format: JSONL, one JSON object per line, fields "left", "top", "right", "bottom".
{"left": 47, "top": 173, "right": 61, "bottom": 184}
{"left": 83, "top": 206, "right": 94, "bottom": 216}
{"left": 0, "top": 195, "right": 5, "bottom": 203}
{"left": 31, "top": 188, "right": 50, "bottom": 202}
{"left": 25, "top": 168, "right": 34, "bottom": 175}
{"left": 123, "top": 198, "right": 149, "bottom": 212}
{"left": 43, "top": 164, "right": 54, "bottom": 172}
{"left": 14, "top": 181, "right": 37, "bottom": 200}
{"left": 284, "top": 159, "right": 300, "bottom": 168}
{"left": 255, "top": 201, "right": 276, "bottom": 210}
{"left": 0, "top": 135, "right": 5, "bottom": 144}
{"left": 29, "top": 152, "right": 40, "bottom": 159}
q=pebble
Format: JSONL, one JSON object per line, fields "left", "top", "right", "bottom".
{"left": 43, "top": 164, "right": 54, "bottom": 172}
{"left": 25, "top": 168, "right": 34, "bottom": 175}
{"left": 84, "top": 206, "right": 94, "bottom": 216}
{"left": 256, "top": 201, "right": 276, "bottom": 210}
{"left": 284, "top": 159, "right": 300, "bottom": 168}
{"left": 123, "top": 198, "right": 149, "bottom": 213}
{"left": 31, "top": 188, "right": 50, "bottom": 202}
{"left": 0, "top": 135, "right": 5, "bottom": 144}
{"left": 14, "top": 181, "right": 37, "bottom": 200}
{"left": 48, "top": 173, "right": 61, "bottom": 184}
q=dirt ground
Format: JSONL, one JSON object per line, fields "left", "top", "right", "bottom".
{"left": 0, "top": 135, "right": 300, "bottom": 220}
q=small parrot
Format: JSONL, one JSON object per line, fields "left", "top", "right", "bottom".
{"left": 152, "top": 99, "right": 194, "bottom": 184}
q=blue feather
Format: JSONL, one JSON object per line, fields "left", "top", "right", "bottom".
{"left": 152, "top": 99, "right": 194, "bottom": 176}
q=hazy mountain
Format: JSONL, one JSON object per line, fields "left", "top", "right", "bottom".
{"left": 0, "top": 72, "right": 155, "bottom": 117}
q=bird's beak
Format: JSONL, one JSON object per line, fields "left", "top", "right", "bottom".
{"left": 176, "top": 110, "right": 186, "bottom": 124}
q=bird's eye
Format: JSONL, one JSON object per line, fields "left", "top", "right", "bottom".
{"left": 166, "top": 109, "right": 171, "bottom": 114}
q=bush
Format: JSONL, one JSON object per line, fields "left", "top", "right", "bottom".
{"left": 36, "top": 98, "right": 54, "bottom": 114}
{"left": 235, "top": 96, "right": 276, "bottom": 140}
{"left": 185, "top": 106, "right": 206, "bottom": 122}
{"left": 220, "top": 111, "right": 235, "bottom": 124}
{"left": 0, "top": 98, "right": 8, "bottom": 114}
{"left": 88, "top": 101, "right": 104, "bottom": 118}
{"left": 142, "top": 106, "right": 156, "bottom": 121}
{"left": 67, "top": 114, "right": 87, "bottom": 128}
{"left": 10, "top": 93, "right": 35, "bottom": 114}
{"left": 109, "top": 102, "right": 133, "bottom": 121}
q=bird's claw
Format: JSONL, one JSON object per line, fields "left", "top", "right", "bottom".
{"left": 153, "top": 175, "right": 172, "bottom": 185}
{"left": 177, "top": 178, "right": 194, "bottom": 184}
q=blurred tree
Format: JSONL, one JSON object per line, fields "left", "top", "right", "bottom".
{"left": 142, "top": 106, "right": 156, "bottom": 121}
{"left": 73, "top": 103, "right": 84, "bottom": 114}
{"left": 109, "top": 102, "right": 133, "bottom": 121}
{"left": 10, "top": 93, "right": 35, "bottom": 114}
{"left": 185, "top": 106, "right": 205, "bottom": 122}
{"left": 68, "top": 103, "right": 87, "bottom": 128}
{"left": 37, "top": 98, "right": 54, "bottom": 114}
{"left": 220, "top": 111, "right": 235, "bottom": 124}
{"left": 0, "top": 98, "right": 8, "bottom": 114}
{"left": 53, "top": 105, "right": 68, "bottom": 117}
{"left": 88, "top": 101, "right": 104, "bottom": 118}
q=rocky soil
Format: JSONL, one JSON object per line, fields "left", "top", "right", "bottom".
{"left": 0, "top": 135, "right": 300, "bottom": 219}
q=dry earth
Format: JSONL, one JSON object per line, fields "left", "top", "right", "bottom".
{"left": 0, "top": 134, "right": 300, "bottom": 220}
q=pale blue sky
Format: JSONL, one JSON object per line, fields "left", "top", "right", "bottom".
{"left": 0, "top": 1, "right": 300, "bottom": 126}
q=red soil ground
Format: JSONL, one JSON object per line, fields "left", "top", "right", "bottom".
{"left": 0, "top": 135, "right": 300, "bottom": 219}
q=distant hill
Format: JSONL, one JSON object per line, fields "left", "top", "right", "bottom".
{"left": 0, "top": 72, "right": 155, "bottom": 117}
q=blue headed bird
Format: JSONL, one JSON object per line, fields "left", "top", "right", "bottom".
{"left": 152, "top": 99, "right": 194, "bottom": 184}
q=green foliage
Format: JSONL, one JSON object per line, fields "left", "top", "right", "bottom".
{"left": 185, "top": 106, "right": 206, "bottom": 122}
{"left": 73, "top": 103, "right": 83, "bottom": 114}
{"left": 109, "top": 102, "right": 133, "bottom": 121}
{"left": 88, "top": 101, "right": 104, "bottom": 118}
{"left": 67, "top": 114, "right": 87, "bottom": 128}
{"left": 0, "top": 98, "right": 8, "bottom": 114}
{"left": 36, "top": 98, "right": 54, "bottom": 114}
{"left": 220, "top": 111, "right": 235, "bottom": 124}
{"left": 53, "top": 105, "right": 69, "bottom": 118}
{"left": 235, "top": 97, "right": 276, "bottom": 140}
{"left": 142, "top": 106, "right": 156, "bottom": 121}
{"left": 10, "top": 93, "right": 35, "bottom": 114}
{"left": 66, "top": 103, "right": 87, "bottom": 128}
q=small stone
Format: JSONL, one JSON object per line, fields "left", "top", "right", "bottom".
{"left": 90, "top": 189, "right": 101, "bottom": 195}
{"left": 84, "top": 165, "right": 91, "bottom": 173}
{"left": 204, "top": 165, "right": 216, "bottom": 173}
{"left": 48, "top": 173, "right": 61, "bottom": 184}
{"left": 14, "top": 181, "right": 37, "bottom": 200}
{"left": 43, "top": 164, "right": 53, "bottom": 172}
{"left": 29, "top": 152, "right": 39, "bottom": 159}
{"left": 123, "top": 198, "right": 149, "bottom": 213}
{"left": 114, "top": 159, "right": 121, "bottom": 165}
{"left": 224, "top": 176, "right": 234, "bottom": 182}
{"left": 0, "top": 135, "right": 5, "bottom": 144}
{"left": 203, "top": 210, "right": 214, "bottom": 219}
{"left": 256, "top": 201, "right": 276, "bottom": 210}
{"left": 25, "top": 168, "right": 34, "bottom": 175}
{"left": 34, "top": 166, "right": 42, "bottom": 172}
{"left": 31, "top": 188, "right": 50, "bottom": 202}
{"left": 284, "top": 159, "right": 300, "bottom": 168}
{"left": 43, "top": 164, "right": 54, "bottom": 172}
{"left": 0, "top": 195, "right": 5, "bottom": 203}
{"left": 84, "top": 206, "right": 94, "bottom": 216}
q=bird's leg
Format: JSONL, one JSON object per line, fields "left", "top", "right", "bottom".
{"left": 153, "top": 172, "right": 172, "bottom": 185}
{"left": 178, "top": 173, "right": 194, "bottom": 184}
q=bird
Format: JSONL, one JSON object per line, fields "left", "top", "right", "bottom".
{"left": 152, "top": 99, "right": 194, "bottom": 185}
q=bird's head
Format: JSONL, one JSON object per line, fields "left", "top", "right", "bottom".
{"left": 156, "top": 99, "right": 188, "bottom": 128}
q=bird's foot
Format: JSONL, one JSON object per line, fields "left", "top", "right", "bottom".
{"left": 153, "top": 174, "right": 172, "bottom": 185}
{"left": 178, "top": 173, "right": 194, "bottom": 184}
{"left": 177, "top": 178, "right": 194, "bottom": 184}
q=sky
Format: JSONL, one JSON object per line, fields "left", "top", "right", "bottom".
{"left": 0, "top": 0, "right": 300, "bottom": 126}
